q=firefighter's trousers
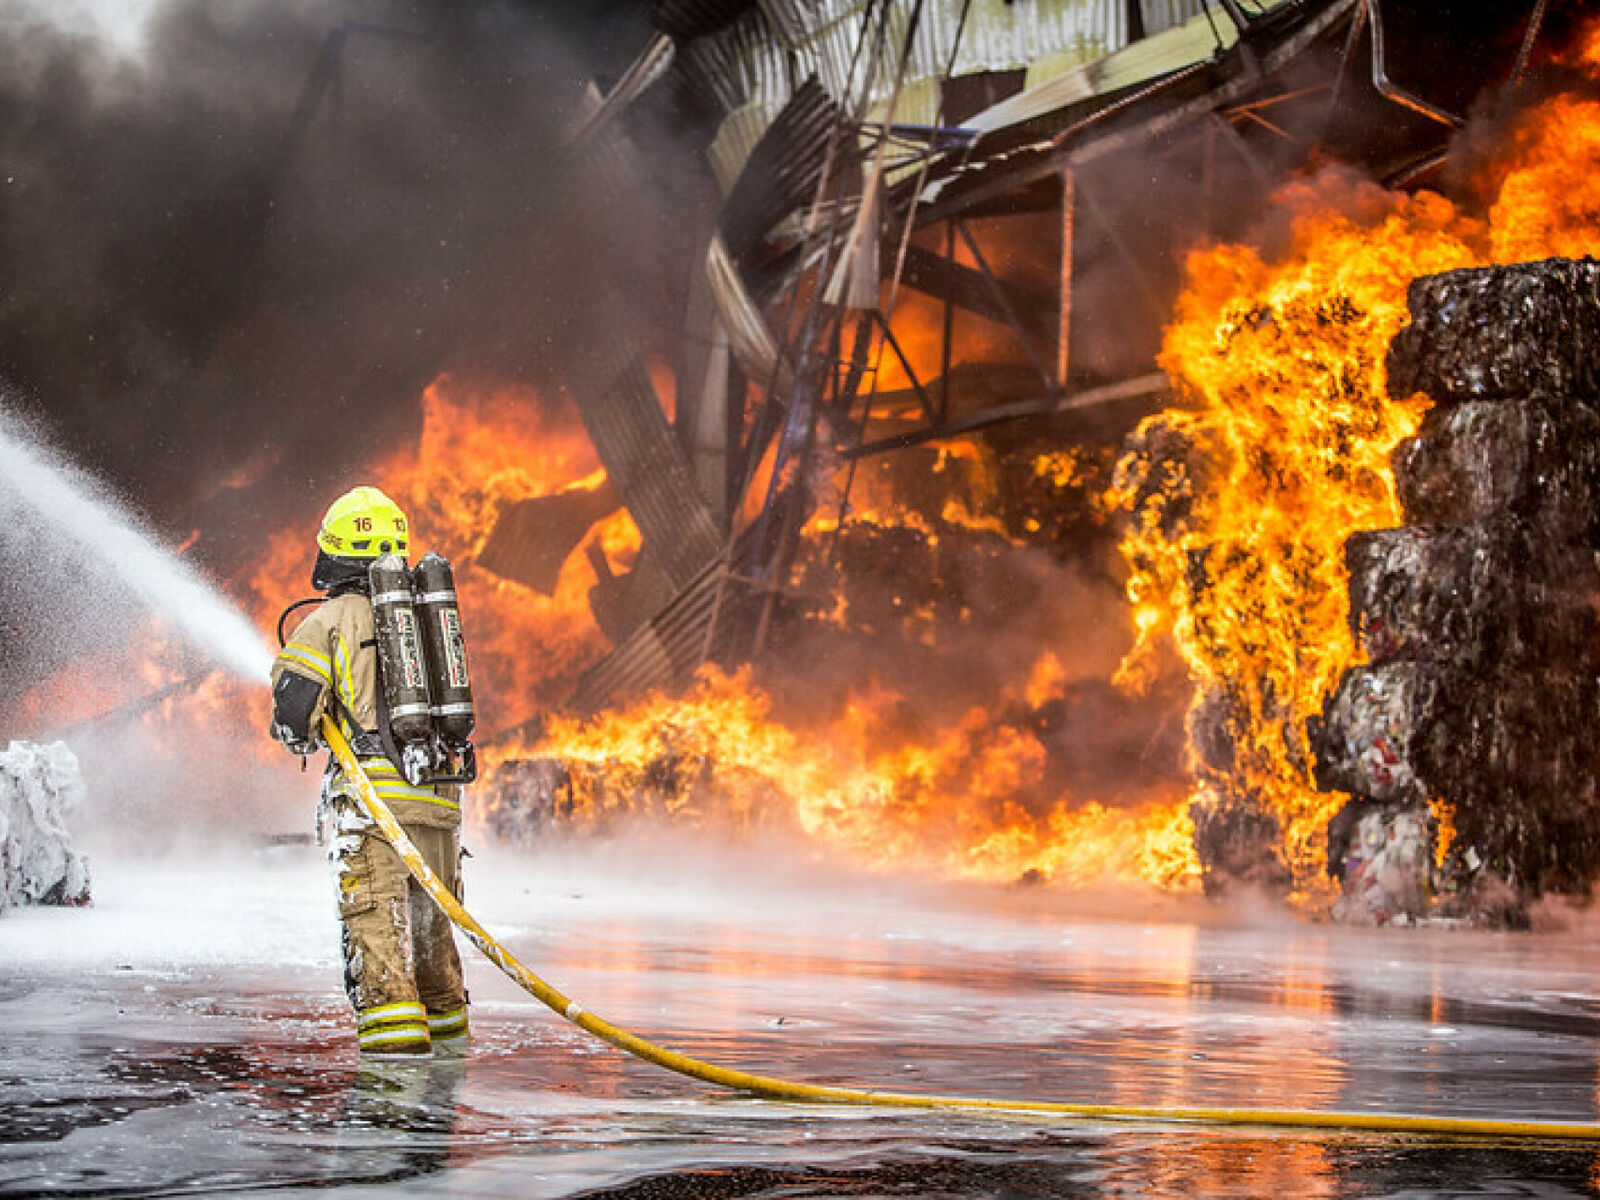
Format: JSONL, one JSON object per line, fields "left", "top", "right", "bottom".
{"left": 331, "top": 807, "right": 467, "bottom": 1055}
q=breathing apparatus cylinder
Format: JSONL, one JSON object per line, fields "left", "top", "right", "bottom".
{"left": 368, "top": 554, "right": 434, "bottom": 751}
{"left": 413, "top": 552, "right": 476, "bottom": 747}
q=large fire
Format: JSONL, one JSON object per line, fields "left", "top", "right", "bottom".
{"left": 497, "top": 661, "right": 1198, "bottom": 890}
{"left": 26, "top": 25, "right": 1600, "bottom": 896}
{"left": 241, "top": 376, "right": 642, "bottom": 733}
{"left": 235, "top": 24, "right": 1599, "bottom": 897}
{"left": 1114, "top": 25, "right": 1600, "bottom": 906}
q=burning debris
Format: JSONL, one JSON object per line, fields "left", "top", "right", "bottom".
{"left": 1107, "top": 6, "right": 1600, "bottom": 913}
{"left": 1314, "top": 257, "right": 1600, "bottom": 926}
{"left": 469, "top": 381, "right": 1196, "bottom": 889}
{"left": 1111, "top": 188, "right": 1479, "bottom": 909}
{"left": 1, "top": 740, "right": 91, "bottom": 912}
{"left": 371, "top": 9, "right": 1595, "bottom": 904}
{"left": 7, "top": 0, "right": 1578, "bottom": 914}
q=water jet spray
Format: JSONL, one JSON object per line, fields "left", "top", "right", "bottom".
{"left": 0, "top": 405, "right": 273, "bottom": 685}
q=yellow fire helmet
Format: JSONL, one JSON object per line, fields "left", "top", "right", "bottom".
{"left": 316, "top": 485, "right": 410, "bottom": 559}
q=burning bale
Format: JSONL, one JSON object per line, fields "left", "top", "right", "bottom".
{"left": 1, "top": 741, "right": 91, "bottom": 912}
{"left": 481, "top": 758, "right": 577, "bottom": 846}
{"left": 1314, "top": 257, "right": 1600, "bottom": 925}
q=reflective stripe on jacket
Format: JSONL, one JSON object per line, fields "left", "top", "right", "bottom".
{"left": 271, "top": 592, "right": 461, "bottom": 828}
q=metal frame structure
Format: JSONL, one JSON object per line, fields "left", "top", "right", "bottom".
{"left": 559, "top": 0, "right": 1551, "bottom": 707}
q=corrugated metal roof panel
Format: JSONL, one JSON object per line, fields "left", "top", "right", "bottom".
{"left": 566, "top": 556, "right": 737, "bottom": 713}
{"left": 718, "top": 77, "right": 843, "bottom": 265}
{"left": 706, "top": 100, "right": 779, "bottom": 194}
{"left": 963, "top": 3, "right": 1235, "bottom": 132}
{"left": 566, "top": 133, "right": 727, "bottom": 602}
{"left": 681, "top": 0, "right": 1244, "bottom": 187}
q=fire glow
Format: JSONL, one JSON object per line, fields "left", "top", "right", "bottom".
{"left": 1115, "top": 27, "right": 1600, "bottom": 906}
{"left": 500, "top": 662, "right": 1199, "bottom": 890}
{"left": 35, "top": 26, "right": 1600, "bottom": 900}
{"left": 235, "top": 27, "right": 1600, "bottom": 898}
{"left": 242, "top": 377, "right": 642, "bottom": 734}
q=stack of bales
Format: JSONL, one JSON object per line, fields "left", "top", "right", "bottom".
{"left": 1313, "top": 258, "right": 1600, "bottom": 925}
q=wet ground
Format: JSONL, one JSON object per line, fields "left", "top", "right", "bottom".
{"left": 2, "top": 838, "right": 1599, "bottom": 1198}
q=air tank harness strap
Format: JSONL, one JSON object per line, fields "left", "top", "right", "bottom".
{"left": 275, "top": 596, "right": 327, "bottom": 651}
{"left": 317, "top": 715, "right": 1600, "bottom": 1144}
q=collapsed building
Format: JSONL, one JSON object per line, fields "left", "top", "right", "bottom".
{"left": 448, "top": 0, "right": 1600, "bottom": 922}
{"left": 533, "top": 0, "right": 1512, "bottom": 708}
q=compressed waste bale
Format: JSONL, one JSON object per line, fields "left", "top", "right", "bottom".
{"left": 1187, "top": 686, "right": 1298, "bottom": 893}
{"left": 480, "top": 758, "right": 575, "bottom": 847}
{"left": 1186, "top": 685, "right": 1242, "bottom": 775}
{"left": 1315, "top": 662, "right": 1600, "bottom": 806}
{"left": 1325, "top": 801, "right": 1530, "bottom": 930}
{"left": 1345, "top": 526, "right": 1600, "bottom": 669}
{"left": 1314, "top": 663, "right": 1600, "bottom": 896}
{"left": 1189, "top": 786, "right": 1291, "bottom": 897}
{"left": 1393, "top": 399, "right": 1600, "bottom": 541}
{"left": 1, "top": 741, "right": 91, "bottom": 911}
{"left": 1311, "top": 661, "right": 1436, "bottom": 805}
{"left": 1386, "top": 257, "right": 1600, "bottom": 405}
{"left": 1317, "top": 256, "right": 1600, "bottom": 920}
{"left": 1414, "top": 679, "right": 1600, "bottom": 898}
{"left": 1324, "top": 801, "right": 1434, "bottom": 925}
{"left": 1111, "top": 413, "right": 1212, "bottom": 545}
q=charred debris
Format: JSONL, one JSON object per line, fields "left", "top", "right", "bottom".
{"left": 469, "top": 1, "right": 1572, "bottom": 918}
{"left": 514, "top": 0, "right": 1542, "bottom": 701}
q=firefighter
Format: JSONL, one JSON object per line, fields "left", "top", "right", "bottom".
{"left": 268, "top": 485, "right": 469, "bottom": 1058}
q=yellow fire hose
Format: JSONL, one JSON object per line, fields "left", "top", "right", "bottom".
{"left": 322, "top": 717, "right": 1600, "bottom": 1143}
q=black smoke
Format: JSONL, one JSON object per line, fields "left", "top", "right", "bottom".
{"left": 0, "top": 0, "right": 666, "bottom": 574}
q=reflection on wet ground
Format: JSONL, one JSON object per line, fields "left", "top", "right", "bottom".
{"left": 1, "top": 848, "right": 1598, "bottom": 1197}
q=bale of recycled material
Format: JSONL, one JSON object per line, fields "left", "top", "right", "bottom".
{"left": 1393, "top": 398, "right": 1600, "bottom": 541}
{"left": 1, "top": 741, "right": 91, "bottom": 912}
{"left": 1418, "top": 679, "right": 1600, "bottom": 898}
{"left": 1386, "top": 257, "right": 1600, "bottom": 405}
{"left": 1188, "top": 786, "right": 1291, "bottom": 897}
{"left": 1312, "top": 661, "right": 1437, "bottom": 805}
{"left": 1324, "top": 801, "right": 1434, "bottom": 925}
{"left": 1315, "top": 256, "right": 1600, "bottom": 921}
{"left": 479, "top": 758, "right": 575, "bottom": 847}
{"left": 1313, "top": 663, "right": 1600, "bottom": 896}
{"left": 1187, "top": 685, "right": 1243, "bottom": 775}
{"left": 1344, "top": 526, "right": 1600, "bottom": 669}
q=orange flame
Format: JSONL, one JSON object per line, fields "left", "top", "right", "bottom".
{"left": 496, "top": 664, "right": 1199, "bottom": 891}
{"left": 1115, "top": 48, "right": 1600, "bottom": 906}
{"left": 241, "top": 376, "right": 639, "bottom": 733}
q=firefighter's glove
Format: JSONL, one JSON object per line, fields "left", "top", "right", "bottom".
{"left": 271, "top": 720, "right": 320, "bottom": 756}
{"left": 271, "top": 671, "right": 325, "bottom": 755}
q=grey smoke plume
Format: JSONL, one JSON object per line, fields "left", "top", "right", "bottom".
{"left": 0, "top": 0, "right": 665, "bottom": 572}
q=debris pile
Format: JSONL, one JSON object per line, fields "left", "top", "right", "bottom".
{"left": 1313, "top": 257, "right": 1600, "bottom": 925}
{"left": 1, "top": 740, "right": 92, "bottom": 912}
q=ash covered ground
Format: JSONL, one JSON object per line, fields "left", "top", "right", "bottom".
{"left": 3, "top": 825, "right": 1600, "bottom": 1199}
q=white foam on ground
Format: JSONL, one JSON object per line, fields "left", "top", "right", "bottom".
{"left": 0, "top": 847, "right": 334, "bottom": 972}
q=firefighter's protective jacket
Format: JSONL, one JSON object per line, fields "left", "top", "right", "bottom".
{"left": 270, "top": 593, "right": 460, "bottom": 829}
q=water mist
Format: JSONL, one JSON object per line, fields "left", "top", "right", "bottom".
{"left": 0, "top": 404, "right": 273, "bottom": 684}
